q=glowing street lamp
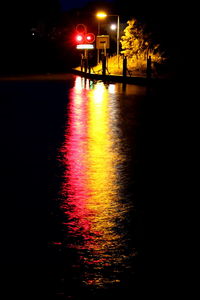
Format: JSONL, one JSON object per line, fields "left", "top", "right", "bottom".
{"left": 96, "top": 11, "right": 120, "bottom": 67}
{"left": 96, "top": 11, "right": 108, "bottom": 36}
{"left": 96, "top": 12, "right": 107, "bottom": 19}
{"left": 96, "top": 11, "right": 107, "bottom": 64}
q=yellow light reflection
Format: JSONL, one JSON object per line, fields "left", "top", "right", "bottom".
{"left": 82, "top": 83, "right": 128, "bottom": 286}
{"left": 92, "top": 82, "right": 107, "bottom": 104}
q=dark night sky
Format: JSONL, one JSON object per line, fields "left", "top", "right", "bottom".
{"left": 59, "top": 0, "right": 114, "bottom": 11}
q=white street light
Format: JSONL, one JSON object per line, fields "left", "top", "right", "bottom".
{"left": 110, "top": 24, "right": 117, "bottom": 30}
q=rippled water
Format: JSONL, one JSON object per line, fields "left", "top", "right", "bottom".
{"left": 49, "top": 77, "right": 147, "bottom": 298}
{"left": 0, "top": 75, "right": 149, "bottom": 299}
{"left": 0, "top": 74, "right": 182, "bottom": 299}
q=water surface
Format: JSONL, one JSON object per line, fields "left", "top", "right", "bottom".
{"left": 49, "top": 77, "right": 147, "bottom": 298}
{"left": 0, "top": 75, "right": 153, "bottom": 299}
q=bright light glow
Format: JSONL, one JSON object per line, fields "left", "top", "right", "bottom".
{"left": 76, "top": 44, "right": 94, "bottom": 49}
{"left": 108, "top": 84, "right": 116, "bottom": 94}
{"left": 74, "top": 77, "right": 91, "bottom": 91}
{"left": 96, "top": 11, "right": 107, "bottom": 19}
{"left": 74, "top": 77, "right": 84, "bottom": 92}
{"left": 76, "top": 34, "right": 83, "bottom": 42}
{"left": 86, "top": 33, "right": 95, "bottom": 43}
{"left": 93, "top": 82, "right": 106, "bottom": 104}
{"left": 110, "top": 24, "right": 117, "bottom": 30}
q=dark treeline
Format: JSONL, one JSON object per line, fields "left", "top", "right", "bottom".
{"left": 0, "top": 1, "right": 62, "bottom": 75}
{"left": 0, "top": 0, "right": 186, "bottom": 76}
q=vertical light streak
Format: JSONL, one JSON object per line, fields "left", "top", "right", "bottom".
{"left": 59, "top": 77, "right": 134, "bottom": 288}
{"left": 60, "top": 77, "right": 91, "bottom": 240}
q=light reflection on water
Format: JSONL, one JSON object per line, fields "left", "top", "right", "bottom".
{"left": 58, "top": 77, "right": 136, "bottom": 289}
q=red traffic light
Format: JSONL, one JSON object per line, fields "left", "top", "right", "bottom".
{"left": 86, "top": 33, "right": 95, "bottom": 43}
{"left": 74, "top": 26, "right": 95, "bottom": 45}
{"left": 75, "top": 34, "right": 84, "bottom": 43}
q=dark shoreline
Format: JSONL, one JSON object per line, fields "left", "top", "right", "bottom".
{"left": 70, "top": 68, "right": 176, "bottom": 86}
{"left": 0, "top": 70, "right": 176, "bottom": 87}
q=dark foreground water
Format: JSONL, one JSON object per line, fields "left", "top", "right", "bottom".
{"left": 0, "top": 74, "right": 181, "bottom": 299}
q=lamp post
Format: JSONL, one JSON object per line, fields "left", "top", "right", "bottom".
{"left": 96, "top": 12, "right": 120, "bottom": 67}
{"left": 96, "top": 12, "right": 107, "bottom": 64}
{"left": 116, "top": 15, "right": 120, "bottom": 67}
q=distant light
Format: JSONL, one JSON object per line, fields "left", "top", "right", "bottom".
{"left": 76, "top": 44, "right": 94, "bottom": 49}
{"left": 110, "top": 24, "right": 117, "bottom": 30}
{"left": 96, "top": 12, "right": 107, "bottom": 19}
{"left": 32, "top": 32, "right": 35, "bottom": 36}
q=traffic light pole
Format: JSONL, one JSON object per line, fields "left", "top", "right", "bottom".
{"left": 82, "top": 49, "right": 88, "bottom": 73}
{"left": 75, "top": 24, "right": 95, "bottom": 72}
